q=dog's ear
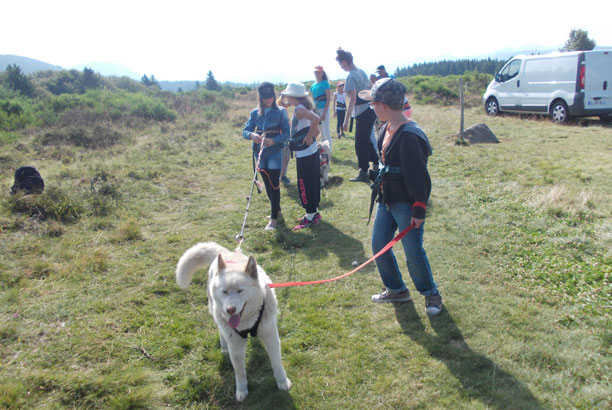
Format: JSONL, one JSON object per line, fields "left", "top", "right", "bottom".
{"left": 245, "top": 255, "right": 258, "bottom": 279}
{"left": 217, "top": 254, "right": 227, "bottom": 272}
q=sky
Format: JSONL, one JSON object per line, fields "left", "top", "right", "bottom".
{"left": 3, "top": 0, "right": 611, "bottom": 84}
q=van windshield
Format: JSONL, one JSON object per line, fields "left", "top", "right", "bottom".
{"left": 499, "top": 59, "right": 521, "bottom": 82}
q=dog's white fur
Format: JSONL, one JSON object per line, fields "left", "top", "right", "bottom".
{"left": 176, "top": 242, "right": 291, "bottom": 402}
{"left": 318, "top": 140, "right": 330, "bottom": 187}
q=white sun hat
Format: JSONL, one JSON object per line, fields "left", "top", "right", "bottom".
{"left": 280, "top": 82, "right": 309, "bottom": 97}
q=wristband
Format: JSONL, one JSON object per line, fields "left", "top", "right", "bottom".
{"left": 412, "top": 201, "right": 427, "bottom": 210}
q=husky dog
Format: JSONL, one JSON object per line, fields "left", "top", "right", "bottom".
{"left": 318, "top": 140, "right": 330, "bottom": 187}
{"left": 176, "top": 242, "right": 291, "bottom": 402}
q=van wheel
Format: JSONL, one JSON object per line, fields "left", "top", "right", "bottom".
{"left": 550, "top": 101, "right": 569, "bottom": 123}
{"left": 599, "top": 114, "right": 612, "bottom": 123}
{"left": 486, "top": 98, "right": 499, "bottom": 116}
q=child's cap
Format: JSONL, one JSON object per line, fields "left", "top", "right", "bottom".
{"left": 258, "top": 82, "right": 276, "bottom": 99}
{"left": 358, "top": 78, "right": 406, "bottom": 106}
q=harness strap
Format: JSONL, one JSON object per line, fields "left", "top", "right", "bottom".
{"left": 235, "top": 302, "right": 265, "bottom": 339}
{"left": 368, "top": 165, "right": 401, "bottom": 224}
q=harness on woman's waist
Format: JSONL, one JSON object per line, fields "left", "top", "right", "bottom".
{"left": 355, "top": 95, "right": 370, "bottom": 106}
{"left": 314, "top": 94, "right": 327, "bottom": 103}
{"left": 368, "top": 165, "right": 401, "bottom": 224}
{"left": 288, "top": 126, "right": 311, "bottom": 153}
{"left": 254, "top": 127, "right": 282, "bottom": 137}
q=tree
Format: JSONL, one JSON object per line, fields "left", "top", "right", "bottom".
{"left": 205, "top": 70, "right": 221, "bottom": 91}
{"left": 141, "top": 74, "right": 160, "bottom": 89}
{"left": 81, "top": 67, "right": 101, "bottom": 90}
{"left": 562, "top": 29, "right": 596, "bottom": 52}
{"left": 4, "top": 64, "right": 35, "bottom": 97}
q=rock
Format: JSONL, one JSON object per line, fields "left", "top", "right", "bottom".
{"left": 460, "top": 123, "right": 499, "bottom": 144}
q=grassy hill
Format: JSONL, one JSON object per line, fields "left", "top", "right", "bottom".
{"left": 0, "top": 87, "right": 611, "bottom": 408}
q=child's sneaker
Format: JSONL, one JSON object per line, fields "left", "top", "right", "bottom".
{"left": 371, "top": 289, "right": 411, "bottom": 303}
{"left": 264, "top": 219, "right": 277, "bottom": 231}
{"left": 281, "top": 176, "right": 291, "bottom": 185}
{"left": 425, "top": 293, "right": 442, "bottom": 316}
{"left": 266, "top": 210, "right": 281, "bottom": 219}
{"left": 292, "top": 213, "right": 321, "bottom": 231}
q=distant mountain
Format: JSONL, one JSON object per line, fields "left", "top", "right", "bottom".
{"left": 71, "top": 62, "right": 141, "bottom": 80}
{"left": 0, "top": 55, "right": 142, "bottom": 80}
{"left": 159, "top": 81, "right": 200, "bottom": 92}
{"left": 0, "top": 54, "right": 63, "bottom": 74}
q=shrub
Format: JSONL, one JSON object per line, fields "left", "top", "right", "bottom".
{"left": 397, "top": 71, "right": 493, "bottom": 107}
{"left": 0, "top": 97, "right": 38, "bottom": 131}
{"left": 115, "top": 218, "right": 143, "bottom": 242}
{"left": 37, "top": 125, "right": 125, "bottom": 149}
{"left": 8, "top": 187, "right": 84, "bottom": 223}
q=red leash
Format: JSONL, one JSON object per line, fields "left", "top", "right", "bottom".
{"left": 268, "top": 222, "right": 415, "bottom": 288}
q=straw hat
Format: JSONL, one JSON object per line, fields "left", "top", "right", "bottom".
{"left": 280, "top": 82, "right": 309, "bottom": 97}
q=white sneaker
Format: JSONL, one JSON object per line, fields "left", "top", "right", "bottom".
{"left": 264, "top": 219, "right": 277, "bottom": 231}
{"left": 425, "top": 294, "right": 442, "bottom": 316}
{"left": 371, "top": 289, "right": 411, "bottom": 303}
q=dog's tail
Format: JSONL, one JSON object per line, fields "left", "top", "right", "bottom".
{"left": 176, "top": 242, "right": 228, "bottom": 289}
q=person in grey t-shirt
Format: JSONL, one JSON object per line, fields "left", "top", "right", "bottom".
{"left": 336, "top": 48, "right": 379, "bottom": 182}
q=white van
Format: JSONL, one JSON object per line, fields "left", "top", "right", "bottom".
{"left": 483, "top": 50, "right": 612, "bottom": 123}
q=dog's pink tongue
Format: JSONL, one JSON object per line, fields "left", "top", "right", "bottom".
{"left": 228, "top": 314, "right": 241, "bottom": 329}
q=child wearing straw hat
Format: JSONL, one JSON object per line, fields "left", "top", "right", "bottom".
{"left": 280, "top": 82, "right": 322, "bottom": 230}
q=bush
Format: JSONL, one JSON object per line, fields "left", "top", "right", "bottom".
{"left": 0, "top": 97, "right": 38, "bottom": 131}
{"left": 8, "top": 187, "right": 84, "bottom": 223}
{"left": 37, "top": 125, "right": 126, "bottom": 149}
{"left": 397, "top": 71, "right": 493, "bottom": 107}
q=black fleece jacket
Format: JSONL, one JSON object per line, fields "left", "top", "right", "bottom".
{"left": 376, "top": 121, "right": 431, "bottom": 219}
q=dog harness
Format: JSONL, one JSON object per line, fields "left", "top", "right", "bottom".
{"left": 234, "top": 303, "right": 265, "bottom": 339}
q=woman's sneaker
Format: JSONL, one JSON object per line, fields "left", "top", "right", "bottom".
{"left": 425, "top": 293, "right": 442, "bottom": 316}
{"left": 350, "top": 171, "right": 369, "bottom": 182}
{"left": 293, "top": 213, "right": 321, "bottom": 231}
{"left": 371, "top": 289, "right": 411, "bottom": 303}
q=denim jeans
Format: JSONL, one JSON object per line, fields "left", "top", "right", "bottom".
{"left": 371, "top": 202, "right": 438, "bottom": 296}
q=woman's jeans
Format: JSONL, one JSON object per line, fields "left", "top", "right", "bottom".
{"left": 371, "top": 202, "right": 438, "bottom": 296}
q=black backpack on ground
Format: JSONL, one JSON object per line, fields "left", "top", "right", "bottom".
{"left": 10, "top": 166, "right": 45, "bottom": 195}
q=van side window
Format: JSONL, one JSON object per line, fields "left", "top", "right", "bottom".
{"left": 500, "top": 59, "right": 522, "bottom": 82}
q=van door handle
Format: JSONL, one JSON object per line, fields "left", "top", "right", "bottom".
{"left": 604, "top": 81, "right": 608, "bottom": 91}
{"left": 517, "top": 80, "right": 520, "bottom": 88}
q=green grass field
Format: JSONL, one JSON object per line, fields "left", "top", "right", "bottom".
{"left": 1, "top": 93, "right": 611, "bottom": 409}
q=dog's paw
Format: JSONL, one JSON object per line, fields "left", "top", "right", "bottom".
{"left": 236, "top": 388, "right": 249, "bottom": 402}
{"left": 277, "top": 378, "right": 292, "bottom": 391}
